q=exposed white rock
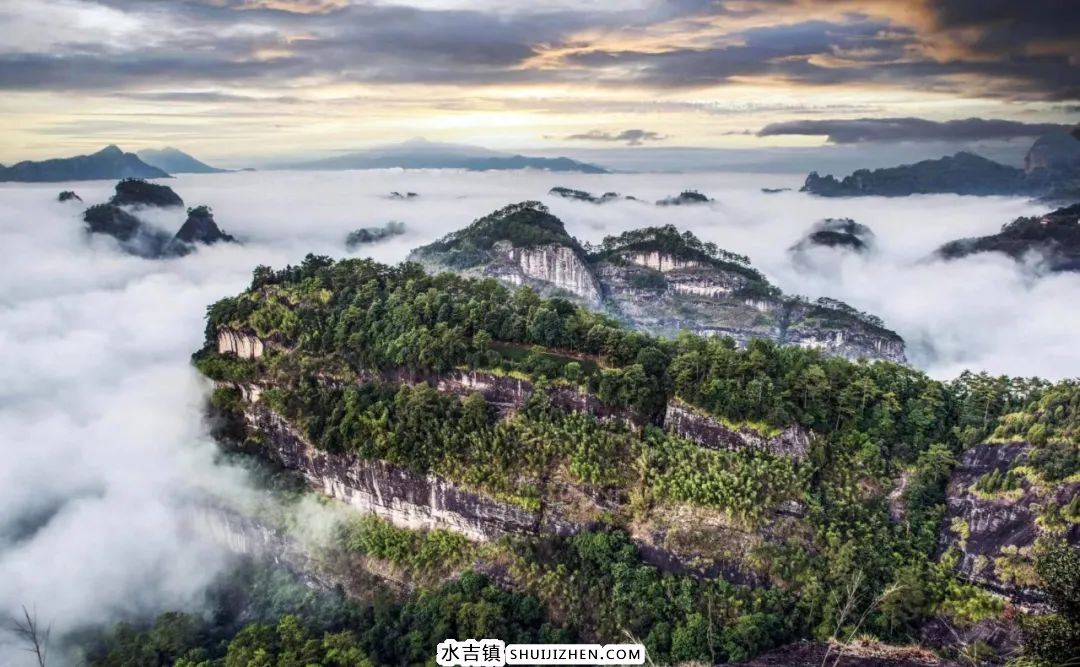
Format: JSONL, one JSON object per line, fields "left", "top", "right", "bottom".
{"left": 624, "top": 251, "right": 702, "bottom": 273}
{"left": 670, "top": 281, "right": 732, "bottom": 297}
{"left": 505, "top": 244, "right": 603, "bottom": 305}
{"left": 217, "top": 328, "right": 264, "bottom": 359}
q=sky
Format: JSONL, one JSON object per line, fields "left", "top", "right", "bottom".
{"left": 0, "top": 0, "right": 1077, "bottom": 165}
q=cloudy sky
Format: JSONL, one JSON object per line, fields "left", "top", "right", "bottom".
{"left": 0, "top": 0, "right": 1077, "bottom": 164}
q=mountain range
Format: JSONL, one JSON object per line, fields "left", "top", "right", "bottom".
{"left": 0, "top": 145, "right": 168, "bottom": 182}
{"left": 408, "top": 201, "right": 905, "bottom": 361}
{"left": 801, "top": 130, "right": 1080, "bottom": 199}
{"left": 276, "top": 138, "right": 609, "bottom": 173}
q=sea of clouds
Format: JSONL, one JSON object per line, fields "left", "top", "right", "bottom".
{"left": 0, "top": 169, "right": 1073, "bottom": 664}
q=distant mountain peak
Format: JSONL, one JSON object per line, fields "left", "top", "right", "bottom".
{"left": 0, "top": 145, "right": 168, "bottom": 182}
{"left": 137, "top": 147, "right": 225, "bottom": 174}
{"left": 279, "top": 140, "right": 607, "bottom": 173}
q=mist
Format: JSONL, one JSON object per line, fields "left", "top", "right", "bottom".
{"left": 0, "top": 169, "right": 1073, "bottom": 663}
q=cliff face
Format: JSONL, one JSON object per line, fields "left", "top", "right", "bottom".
{"left": 412, "top": 209, "right": 907, "bottom": 362}
{"left": 598, "top": 258, "right": 906, "bottom": 363}
{"left": 218, "top": 328, "right": 265, "bottom": 359}
{"left": 499, "top": 243, "right": 603, "bottom": 306}
{"left": 939, "top": 443, "right": 1080, "bottom": 604}
{"left": 665, "top": 399, "right": 810, "bottom": 459}
{"left": 934, "top": 203, "right": 1080, "bottom": 273}
{"left": 244, "top": 402, "right": 545, "bottom": 541}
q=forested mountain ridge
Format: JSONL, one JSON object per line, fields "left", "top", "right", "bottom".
{"left": 0, "top": 144, "right": 169, "bottom": 182}
{"left": 410, "top": 203, "right": 905, "bottom": 361}
{"left": 801, "top": 131, "right": 1080, "bottom": 200}
{"left": 184, "top": 253, "right": 1079, "bottom": 666}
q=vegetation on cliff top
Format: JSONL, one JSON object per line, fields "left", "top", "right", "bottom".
{"left": 411, "top": 201, "right": 587, "bottom": 269}
{"left": 185, "top": 253, "right": 1080, "bottom": 663}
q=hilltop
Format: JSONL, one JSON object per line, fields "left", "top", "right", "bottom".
{"left": 410, "top": 203, "right": 905, "bottom": 361}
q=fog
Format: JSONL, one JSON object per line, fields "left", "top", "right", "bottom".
{"left": 0, "top": 169, "right": 1073, "bottom": 663}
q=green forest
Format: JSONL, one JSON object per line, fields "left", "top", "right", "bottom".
{"left": 183, "top": 254, "right": 1080, "bottom": 666}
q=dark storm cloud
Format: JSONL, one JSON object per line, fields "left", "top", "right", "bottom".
{"left": 758, "top": 117, "right": 1074, "bottom": 143}
{"left": 565, "top": 129, "right": 666, "bottom": 145}
{"left": 0, "top": 0, "right": 1076, "bottom": 101}
{"left": 565, "top": 19, "right": 916, "bottom": 86}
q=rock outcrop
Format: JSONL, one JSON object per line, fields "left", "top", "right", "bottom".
{"left": 548, "top": 187, "right": 633, "bottom": 204}
{"left": 656, "top": 190, "right": 712, "bottom": 206}
{"left": 345, "top": 221, "right": 406, "bottom": 249}
{"left": 244, "top": 403, "right": 544, "bottom": 541}
{"left": 939, "top": 442, "right": 1080, "bottom": 604}
{"left": 82, "top": 203, "right": 173, "bottom": 258}
{"left": 57, "top": 190, "right": 81, "bottom": 202}
{"left": 109, "top": 178, "right": 184, "bottom": 208}
{"left": 81, "top": 183, "right": 238, "bottom": 259}
{"left": 801, "top": 152, "right": 1028, "bottom": 197}
{"left": 803, "top": 132, "right": 1080, "bottom": 199}
{"left": 790, "top": 218, "right": 875, "bottom": 255}
{"left": 410, "top": 203, "right": 603, "bottom": 306}
{"left": 935, "top": 203, "right": 1080, "bottom": 272}
{"left": 664, "top": 399, "right": 811, "bottom": 459}
{"left": 166, "top": 206, "right": 238, "bottom": 256}
{"left": 413, "top": 209, "right": 907, "bottom": 362}
{"left": 218, "top": 328, "right": 265, "bottom": 359}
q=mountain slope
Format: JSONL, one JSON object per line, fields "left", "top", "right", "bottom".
{"left": 0, "top": 145, "right": 169, "bottom": 182}
{"left": 137, "top": 147, "right": 226, "bottom": 174}
{"left": 935, "top": 204, "right": 1080, "bottom": 271}
{"left": 410, "top": 204, "right": 905, "bottom": 361}
{"left": 802, "top": 132, "right": 1080, "bottom": 198}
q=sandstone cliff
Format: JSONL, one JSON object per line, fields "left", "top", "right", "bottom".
{"left": 411, "top": 208, "right": 906, "bottom": 362}
{"left": 939, "top": 443, "right": 1080, "bottom": 604}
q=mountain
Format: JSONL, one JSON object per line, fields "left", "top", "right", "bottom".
{"left": 165, "top": 206, "right": 237, "bottom": 256}
{"left": 81, "top": 181, "right": 237, "bottom": 258}
{"left": 790, "top": 218, "right": 876, "bottom": 254}
{"left": 408, "top": 202, "right": 905, "bottom": 361}
{"left": 801, "top": 132, "right": 1080, "bottom": 198}
{"left": 190, "top": 249, "right": 1077, "bottom": 666}
{"left": 935, "top": 203, "right": 1080, "bottom": 271}
{"left": 137, "top": 147, "right": 226, "bottom": 174}
{"left": 109, "top": 178, "right": 184, "bottom": 207}
{"left": 0, "top": 145, "right": 169, "bottom": 182}
{"left": 802, "top": 151, "right": 1028, "bottom": 197}
{"left": 281, "top": 138, "right": 609, "bottom": 173}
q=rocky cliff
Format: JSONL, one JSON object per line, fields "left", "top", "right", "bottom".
{"left": 939, "top": 443, "right": 1080, "bottom": 604}
{"left": 935, "top": 203, "right": 1080, "bottom": 272}
{"left": 412, "top": 208, "right": 906, "bottom": 362}
{"left": 664, "top": 399, "right": 810, "bottom": 459}
{"left": 218, "top": 328, "right": 265, "bottom": 359}
{"left": 802, "top": 133, "right": 1080, "bottom": 199}
{"left": 243, "top": 403, "right": 546, "bottom": 541}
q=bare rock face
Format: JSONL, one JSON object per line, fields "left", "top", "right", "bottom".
{"left": 217, "top": 328, "right": 265, "bottom": 359}
{"left": 244, "top": 403, "right": 543, "bottom": 541}
{"left": 664, "top": 399, "right": 810, "bottom": 459}
{"left": 411, "top": 206, "right": 907, "bottom": 362}
{"left": 623, "top": 251, "right": 703, "bottom": 273}
{"left": 500, "top": 243, "right": 603, "bottom": 306}
{"left": 939, "top": 443, "right": 1080, "bottom": 603}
